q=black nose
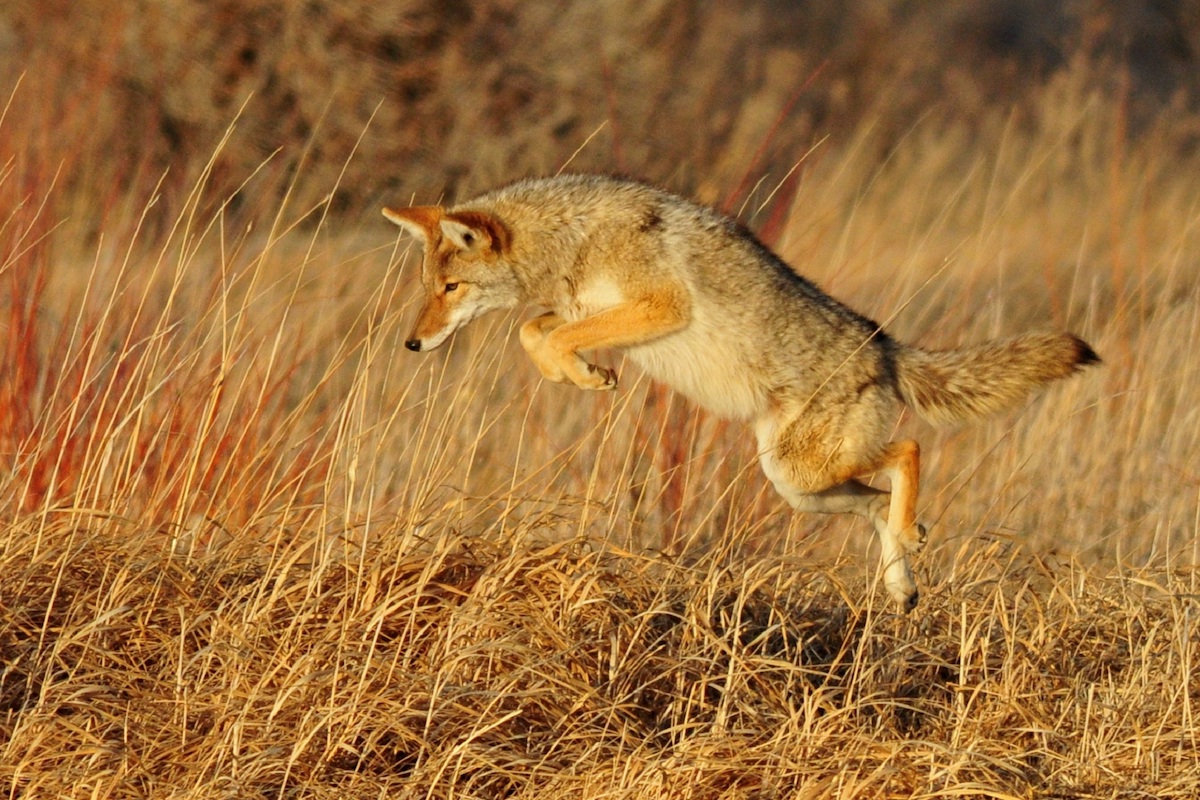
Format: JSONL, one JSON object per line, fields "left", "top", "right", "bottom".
{"left": 405, "top": 339, "right": 421, "bottom": 352}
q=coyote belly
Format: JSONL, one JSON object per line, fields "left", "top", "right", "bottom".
{"left": 383, "top": 173, "right": 1099, "bottom": 611}
{"left": 623, "top": 312, "right": 774, "bottom": 420}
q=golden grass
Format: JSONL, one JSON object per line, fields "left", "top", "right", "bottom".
{"left": 4, "top": 527, "right": 1197, "bottom": 797}
{"left": 2, "top": 63, "right": 1199, "bottom": 797}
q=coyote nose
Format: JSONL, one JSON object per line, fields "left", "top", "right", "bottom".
{"left": 405, "top": 339, "right": 421, "bottom": 352}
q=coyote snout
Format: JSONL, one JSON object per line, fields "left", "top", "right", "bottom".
{"left": 383, "top": 174, "right": 1100, "bottom": 610}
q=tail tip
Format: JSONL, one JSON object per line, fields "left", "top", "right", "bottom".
{"left": 1070, "top": 335, "right": 1101, "bottom": 368}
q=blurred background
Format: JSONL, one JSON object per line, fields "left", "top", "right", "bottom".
{"left": 1, "top": 2, "right": 1197, "bottom": 565}
{"left": 5, "top": 0, "right": 1200, "bottom": 216}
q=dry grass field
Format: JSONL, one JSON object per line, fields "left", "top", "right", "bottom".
{"left": 2, "top": 3, "right": 1199, "bottom": 798}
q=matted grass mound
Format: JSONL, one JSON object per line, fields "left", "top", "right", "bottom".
{"left": 2, "top": 521, "right": 1196, "bottom": 797}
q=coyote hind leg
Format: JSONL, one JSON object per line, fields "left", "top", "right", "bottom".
{"left": 757, "top": 423, "right": 927, "bottom": 611}
{"left": 869, "top": 440, "right": 926, "bottom": 611}
{"left": 767, "top": 477, "right": 922, "bottom": 611}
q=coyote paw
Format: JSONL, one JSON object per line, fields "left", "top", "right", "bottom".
{"left": 899, "top": 522, "right": 927, "bottom": 555}
{"left": 575, "top": 362, "right": 617, "bottom": 391}
{"left": 885, "top": 570, "right": 920, "bottom": 612}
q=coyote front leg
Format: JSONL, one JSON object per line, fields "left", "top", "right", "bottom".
{"left": 520, "top": 312, "right": 597, "bottom": 385}
{"left": 519, "top": 295, "right": 689, "bottom": 391}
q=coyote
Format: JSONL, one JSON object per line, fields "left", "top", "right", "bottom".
{"left": 383, "top": 174, "right": 1098, "bottom": 610}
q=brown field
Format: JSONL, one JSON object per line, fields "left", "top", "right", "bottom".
{"left": 2, "top": 3, "right": 1199, "bottom": 798}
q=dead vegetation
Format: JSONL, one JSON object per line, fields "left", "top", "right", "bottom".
{"left": 2, "top": 2, "right": 1199, "bottom": 797}
{"left": 8, "top": 1, "right": 1200, "bottom": 212}
{"left": 3, "top": 523, "right": 1197, "bottom": 797}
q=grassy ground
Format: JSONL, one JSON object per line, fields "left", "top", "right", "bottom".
{"left": 2, "top": 11, "right": 1200, "bottom": 798}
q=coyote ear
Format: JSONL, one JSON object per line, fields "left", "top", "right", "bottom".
{"left": 382, "top": 205, "right": 444, "bottom": 242}
{"left": 441, "top": 211, "right": 511, "bottom": 253}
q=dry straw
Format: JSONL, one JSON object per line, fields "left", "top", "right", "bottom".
{"left": 1, "top": 61, "right": 1198, "bottom": 799}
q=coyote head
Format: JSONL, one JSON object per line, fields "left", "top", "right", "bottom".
{"left": 383, "top": 205, "right": 519, "bottom": 352}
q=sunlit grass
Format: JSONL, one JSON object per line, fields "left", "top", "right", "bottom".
{"left": 1, "top": 60, "right": 1198, "bottom": 797}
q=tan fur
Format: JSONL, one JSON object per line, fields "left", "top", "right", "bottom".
{"left": 383, "top": 174, "right": 1100, "bottom": 610}
{"left": 896, "top": 332, "right": 1099, "bottom": 425}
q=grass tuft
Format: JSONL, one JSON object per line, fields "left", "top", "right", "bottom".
{"left": 2, "top": 27, "right": 1199, "bottom": 796}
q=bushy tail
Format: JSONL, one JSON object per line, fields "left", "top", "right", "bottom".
{"left": 894, "top": 332, "right": 1100, "bottom": 426}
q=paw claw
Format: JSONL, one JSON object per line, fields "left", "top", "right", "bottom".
{"left": 900, "top": 522, "right": 927, "bottom": 555}
{"left": 585, "top": 363, "right": 618, "bottom": 390}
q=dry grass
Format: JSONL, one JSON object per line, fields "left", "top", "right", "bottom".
{"left": 4, "top": 527, "right": 1197, "bottom": 797}
{"left": 3, "top": 12, "right": 1200, "bottom": 798}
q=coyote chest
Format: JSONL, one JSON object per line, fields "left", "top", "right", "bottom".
{"left": 563, "top": 277, "right": 625, "bottom": 322}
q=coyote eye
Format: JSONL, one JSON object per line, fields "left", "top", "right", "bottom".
{"left": 444, "top": 282, "right": 459, "bottom": 292}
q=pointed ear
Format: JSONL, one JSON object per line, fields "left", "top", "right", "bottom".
{"left": 440, "top": 210, "right": 511, "bottom": 253}
{"left": 382, "top": 205, "right": 444, "bottom": 242}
